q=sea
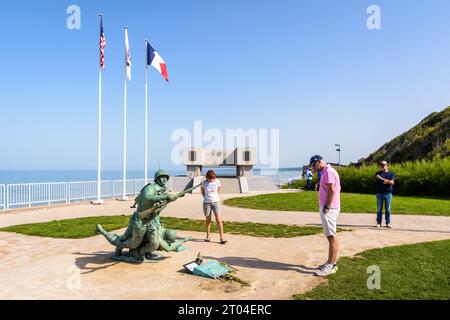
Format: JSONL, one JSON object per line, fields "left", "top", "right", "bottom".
{"left": 0, "top": 168, "right": 302, "bottom": 185}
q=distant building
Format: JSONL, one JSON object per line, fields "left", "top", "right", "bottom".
{"left": 183, "top": 147, "right": 256, "bottom": 178}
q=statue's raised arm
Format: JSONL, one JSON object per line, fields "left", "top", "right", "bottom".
{"left": 138, "top": 182, "right": 202, "bottom": 221}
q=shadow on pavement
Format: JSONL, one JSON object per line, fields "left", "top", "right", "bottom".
{"left": 204, "top": 256, "right": 318, "bottom": 275}
{"left": 73, "top": 251, "right": 120, "bottom": 274}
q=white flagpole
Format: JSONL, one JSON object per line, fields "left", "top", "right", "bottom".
{"left": 93, "top": 14, "right": 104, "bottom": 205}
{"left": 121, "top": 27, "right": 129, "bottom": 201}
{"left": 122, "top": 74, "right": 128, "bottom": 200}
{"left": 96, "top": 69, "right": 103, "bottom": 203}
{"left": 145, "top": 40, "right": 149, "bottom": 185}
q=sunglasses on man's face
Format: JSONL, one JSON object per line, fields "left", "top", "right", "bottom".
{"left": 310, "top": 162, "right": 319, "bottom": 169}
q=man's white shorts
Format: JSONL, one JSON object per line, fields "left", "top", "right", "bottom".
{"left": 320, "top": 206, "right": 340, "bottom": 237}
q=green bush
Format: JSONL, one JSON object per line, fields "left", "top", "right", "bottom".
{"left": 336, "top": 158, "right": 450, "bottom": 197}
{"left": 281, "top": 179, "right": 306, "bottom": 189}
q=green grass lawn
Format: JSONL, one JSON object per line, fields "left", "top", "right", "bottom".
{"left": 294, "top": 239, "right": 450, "bottom": 300}
{"left": 0, "top": 215, "right": 336, "bottom": 239}
{"left": 224, "top": 192, "right": 450, "bottom": 216}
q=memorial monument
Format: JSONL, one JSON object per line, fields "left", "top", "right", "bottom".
{"left": 96, "top": 170, "right": 201, "bottom": 263}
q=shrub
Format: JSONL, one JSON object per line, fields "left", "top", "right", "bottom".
{"left": 281, "top": 179, "right": 306, "bottom": 189}
{"left": 336, "top": 158, "right": 450, "bottom": 197}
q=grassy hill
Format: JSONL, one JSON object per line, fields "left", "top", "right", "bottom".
{"left": 357, "top": 106, "right": 450, "bottom": 165}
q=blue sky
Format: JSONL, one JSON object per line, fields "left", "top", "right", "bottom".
{"left": 1, "top": 0, "right": 450, "bottom": 171}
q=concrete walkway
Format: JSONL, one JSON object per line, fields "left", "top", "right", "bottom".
{"left": 2, "top": 193, "right": 449, "bottom": 234}
{"left": 0, "top": 192, "right": 449, "bottom": 300}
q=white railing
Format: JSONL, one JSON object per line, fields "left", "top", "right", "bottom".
{"left": 68, "top": 180, "right": 114, "bottom": 202}
{"left": 3, "top": 179, "right": 148, "bottom": 211}
{"left": 7, "top": 182, "right": 69, "bottom": 209}
{"left": 112, "top": 179, "right": 146, "bottom": 198}
{"left": 0, "top": 175, "right": 300, "bottom": 211}
{"left": 0, "top": 185, "right": 5, "bottom": 210}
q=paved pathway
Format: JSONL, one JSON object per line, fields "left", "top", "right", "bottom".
{"left": 0, "top": 192, "right": 449, "bottom": 299}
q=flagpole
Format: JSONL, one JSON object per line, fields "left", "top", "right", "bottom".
{"left": 122, "top": 75, "right": 128, "bottom": 200}
{"left": 93, "top": 14, "right": 104, "bottom": 205}
{"left": 121, "top": 27, "right": 129, "bottom": 201}
{"left": 144, "top": 40, "right": 149, "bottom": 185}
{"left": 96, "top": 69, "right": 103, "bottom": 203}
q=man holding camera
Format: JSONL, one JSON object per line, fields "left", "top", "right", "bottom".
{"left": 375, "top": 160, "right": 396, "bottom": 228}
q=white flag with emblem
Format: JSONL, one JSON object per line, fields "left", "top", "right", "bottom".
{"left": 125, "top": 28, "right": 131, "bottom": 81}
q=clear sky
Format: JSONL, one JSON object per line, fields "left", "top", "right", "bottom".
{"left": 1, "top": 0, "right": 450, "bottom": 171}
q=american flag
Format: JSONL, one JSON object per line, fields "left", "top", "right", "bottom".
{"left": 99, "top": 15, "right": 106, "bottom": 69}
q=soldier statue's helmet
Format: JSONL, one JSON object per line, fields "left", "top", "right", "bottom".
{"left": 164, "top": 229, "right": 177, "bottom": 242}
{"left": 154, "top": 169, "right": 170, "bottom": 182}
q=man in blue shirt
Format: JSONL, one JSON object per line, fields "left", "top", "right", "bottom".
{"left": 305, "top": 168, "right": 313, "bottom": 190}
{"left": 375, "top": 160, "right": 396, "bottom": 228}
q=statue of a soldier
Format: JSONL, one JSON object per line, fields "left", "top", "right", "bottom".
{"left": 96, "top": 170, "right": 199, "bottom": 263}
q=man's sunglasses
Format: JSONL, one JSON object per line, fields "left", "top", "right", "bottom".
{"left": 309, "top": 161, "right": 319, "bottom": 169}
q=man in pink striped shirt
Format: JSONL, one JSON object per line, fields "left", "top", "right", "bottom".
{"left": 309, "top": 155, "right": 341, "bottom": 277}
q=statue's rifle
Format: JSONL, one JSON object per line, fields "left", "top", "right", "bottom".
{"left": 138, "top": 183, "right": 202, "bottom": 221}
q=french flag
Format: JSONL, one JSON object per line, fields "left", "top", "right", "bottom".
{"left": 146, "top": 41, "right": 169, "bottom": 82}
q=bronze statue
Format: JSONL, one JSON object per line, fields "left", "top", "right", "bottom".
{"left": 96, "top": 170, "right": 200, "bottom": 263}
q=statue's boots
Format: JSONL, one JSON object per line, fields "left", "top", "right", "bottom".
{"left": 128, "top": 248, "right": 144, "bottom": 262}
{"left": 96, "top": 224, "right": 120, "bottom": 246}
{"left": 115, "top": 247, "right": 123, "bottom": 257}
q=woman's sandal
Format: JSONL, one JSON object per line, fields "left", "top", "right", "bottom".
{"left": 220, "top": 240, "right": 228, "bottom": 245}
{"left": 204, "top": 238, "right": 211, "bottom": 242}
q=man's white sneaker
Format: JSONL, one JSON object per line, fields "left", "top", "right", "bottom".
{"left": 318, "top": 263, "right": 338, "bottom": 271}
{"left": 315, "top": 264, "right": 338, "bottom": 277}
{"left": 386, "top": 224, "right": 392, "bottom": 229}
{"left": 376, "top": 224, "right": 382, "bottom": 228}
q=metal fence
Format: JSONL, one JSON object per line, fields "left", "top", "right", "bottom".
{"left": 112, "top": 179, "right": 147, "bottom": 198}
{"left": 3, "top": 179, "right": 149, "bottom": 210}
{"left": 0, "top": 185, "right": 5, "bottom": 210}
{"left": 1, "top": 175, "right": 293, "bottom": 211}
